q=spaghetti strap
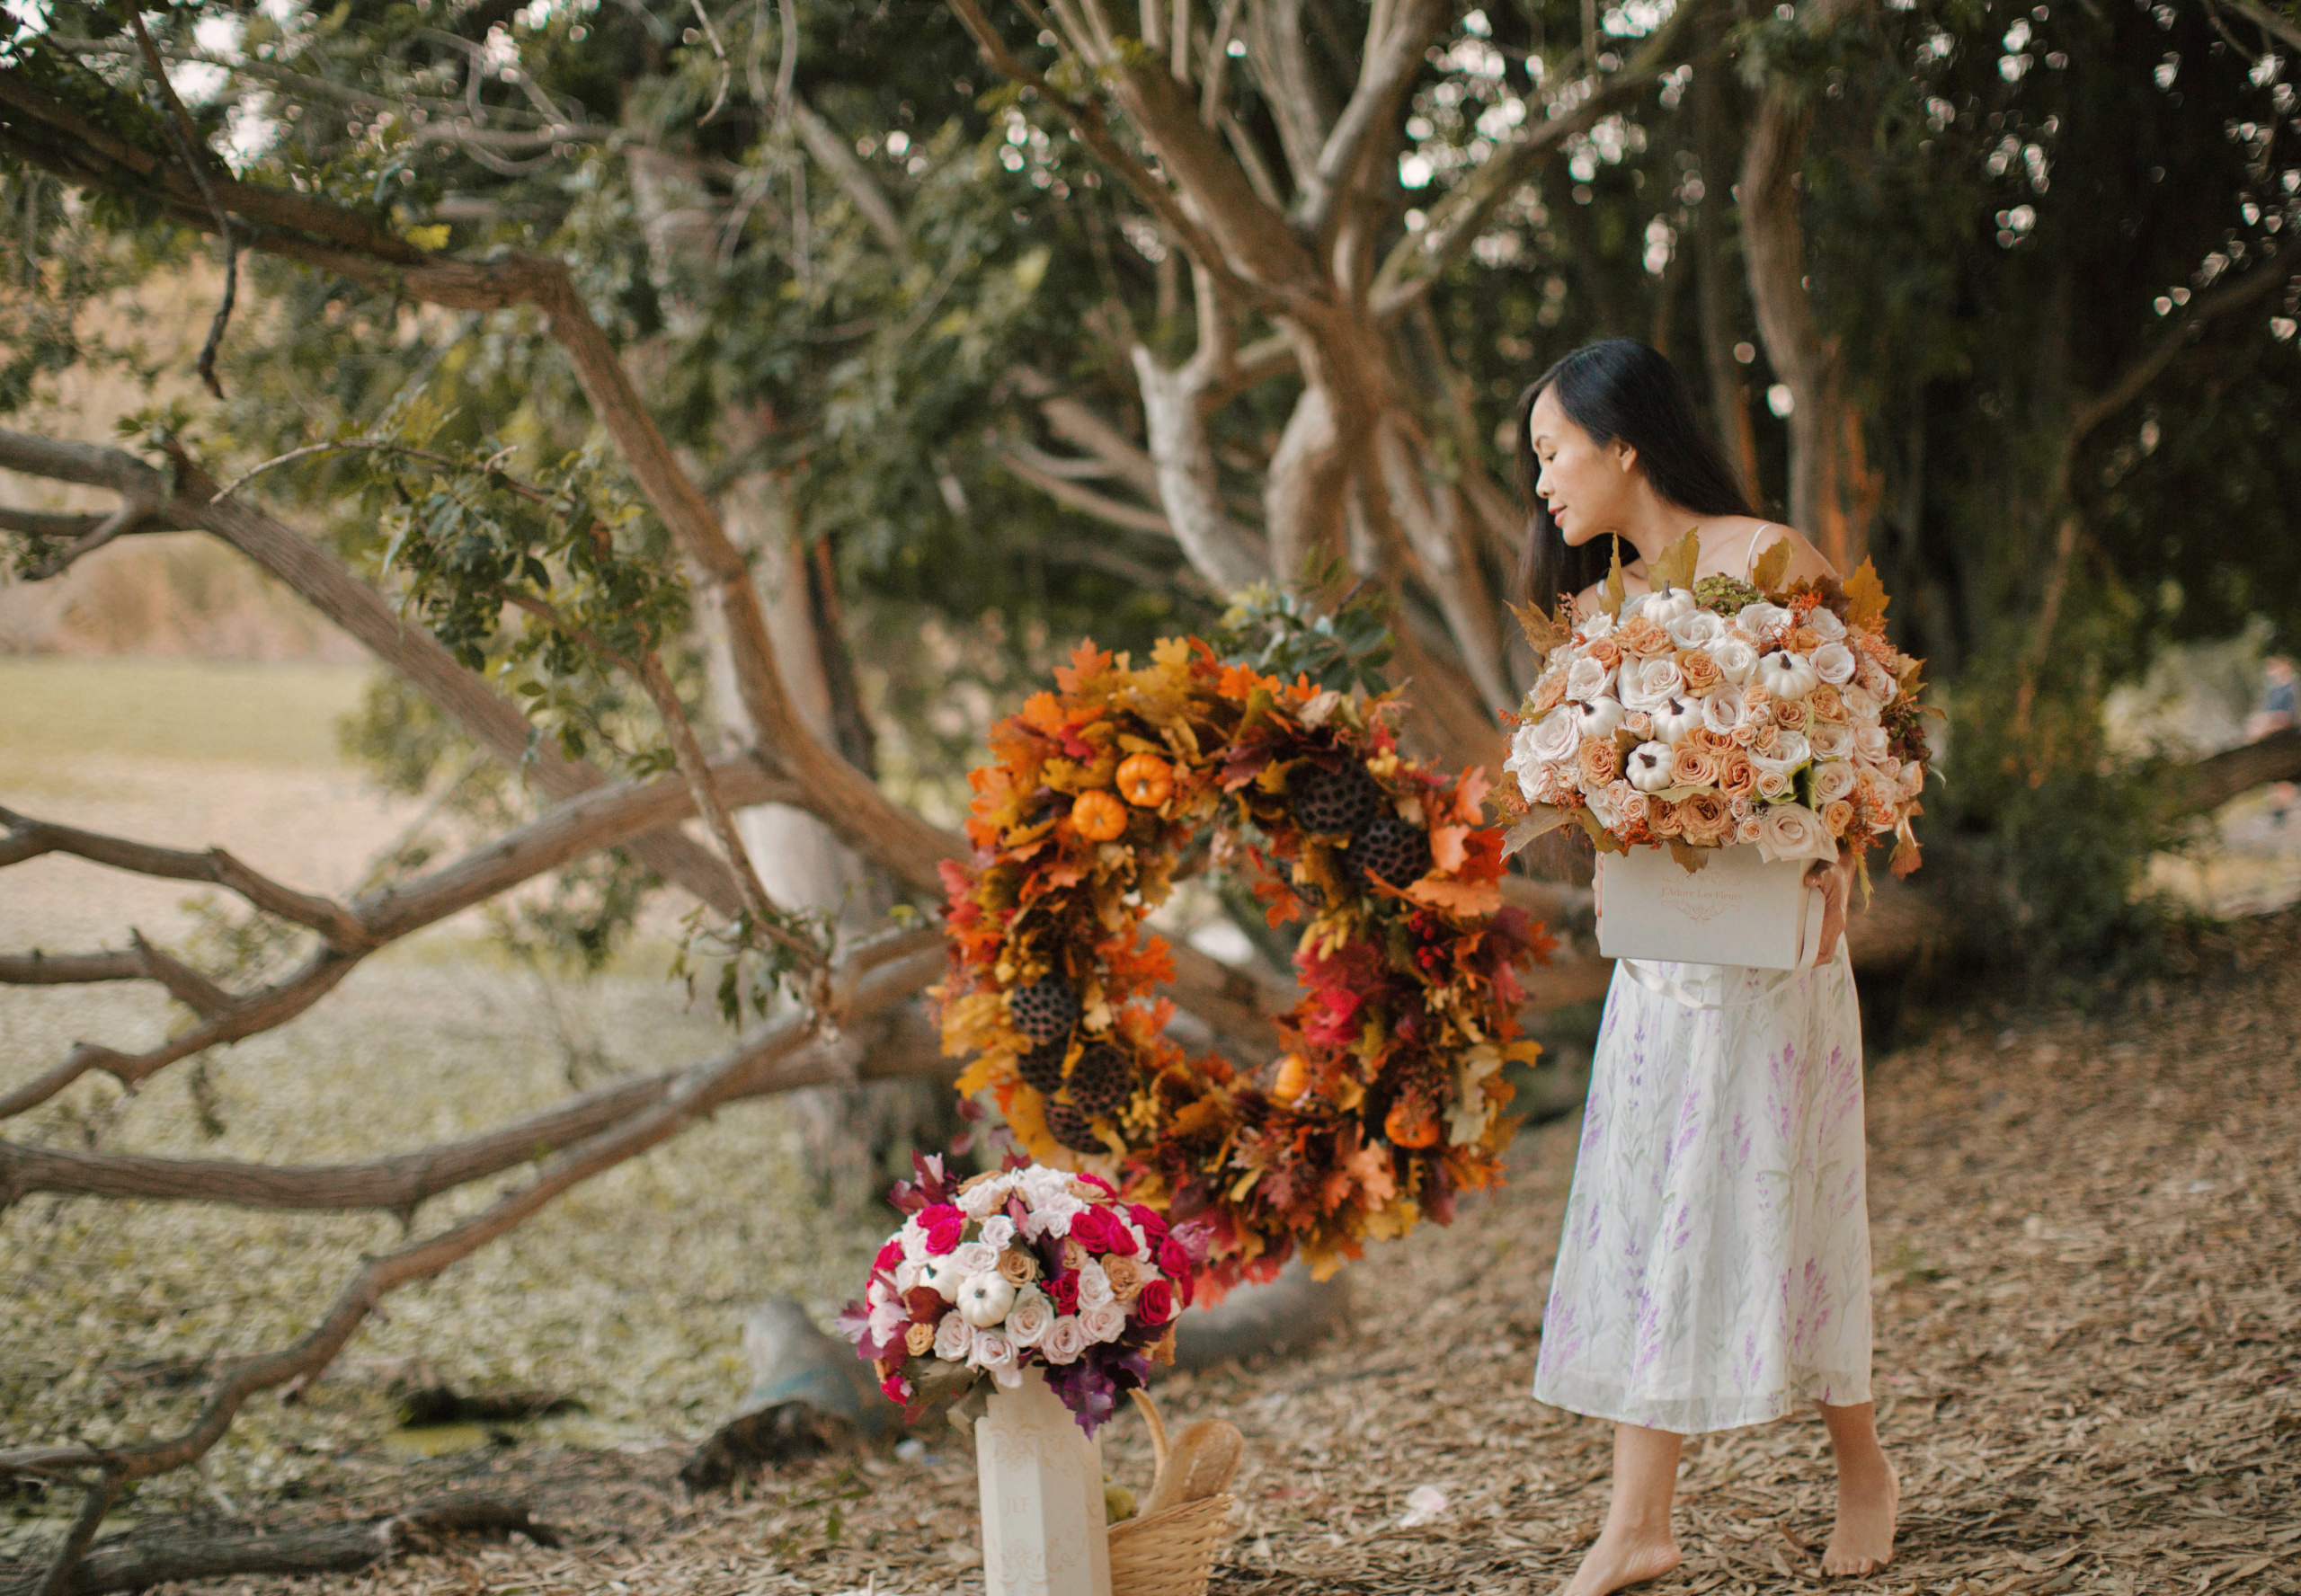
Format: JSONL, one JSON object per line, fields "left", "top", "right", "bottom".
{"left": 1743, "top": 523, "right": 1776, "bottom": 580}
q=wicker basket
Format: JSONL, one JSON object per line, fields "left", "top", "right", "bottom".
{"left": 1107, "top": 1491, "right": 1234, "bottom": 1596}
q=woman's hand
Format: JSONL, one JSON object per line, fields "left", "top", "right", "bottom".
{"left": 1802, "top": 852, "right": 1857, "bottom": 964}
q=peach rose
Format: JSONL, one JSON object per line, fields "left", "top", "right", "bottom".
{"left": 1719, "top": 749, "right": 1756, "bottom": 798}
{"left": 1619, "top": 616, "right": 1675, "bottom": 658}
{"left": 1532, "top": 669, "right": 1568, "bottom": 713}
{"left": 998, "top": 1247, "right": 1041, "bottom": 1286}
{"left": 1577, "top": 736, "right": 1623, "bottom": 787}
{"left": 1736, "top": 814, "right": 1764, "bottom": 845}
{"left": 1623, "top": 710, "right": 1655, "bottom": 740}
{"left": 1730, "top": 721, "right": 1760, "bottom": 749}
{"left": 1103, "top": 1254, "right": 1144, "bottom": 1303}
{"left": 905, "top": 1320, "right": 937, "bottom": 1357}
{"left": 1772, "top": 696, "right": 1809, "bottom": 730}
{"left": 1809, "top": 684, "right": 1846, "bottom": 722}
{"left": 1649, "top": 798, "right": 1685, "bottom": 838}
{"left": 1680, "top": 791, "right": 1734, "bottom": 844}
{"left": 1790, "top": 625, "right": 1824, "bottom": 653}
{"left": 1668, "top": 743, "right": 1721, "bottom": 788}
{"left": 1619, "top": 791, "right": 1650, "bottom": 828}
{"left": 1823, "top": 799, "right": 1856, "bottom": 838}
{"left": 1586, "top": 636, "right": 1622, "bottom": 669}
{"left": 1728, "top": 794, "right": 1755, "bottom": 823}
{"left": 1678, "top": 649, "right": 1723, "bottom": 695}
{"left": 1754, "top": 767, "right": 1795, "bottom": 802}
{"left": 1750, "top": 723, "right": 1781, "bottom": 756}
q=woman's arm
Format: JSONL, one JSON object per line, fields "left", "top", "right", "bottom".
{"left": 1802, "top": 851, "right": 1860, "bottom": 962}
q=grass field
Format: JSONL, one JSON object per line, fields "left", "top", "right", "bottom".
{"left": 0, "top": 655, "right": 372, "bottom": 769}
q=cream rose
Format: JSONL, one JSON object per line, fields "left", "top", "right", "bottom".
{"left": 1079, "top": 1302, "right": 1129, "bottom": 1344}
{"left": 1039, "top": 1315, "right": 1088, "bottom": 1365}
{"left": 1566, "top": 655, "right": 1615, "bottom": 702}
{"left": 1003, "top": 1286, "right": 1053, "bottom": 1347}
{"left": 1625, "top": 741, "right": 1676, "bottom": 794}
{"left": 1586, "top": 784, "right": 1625, "bottom": 831}
{"left": 1701, "top": 688, "right": 1746, "bottom": 737}
{"left": 1737, "top": 814, "right": 1765, "bottom": 845}
{"left": 1667, "top": 610, "right": 1728, "bottom": 651}
{"left": 1735, "top": 601, "right": 1793, "bottom": 640}
{"left": 1856, "top": 725, "right": 1892, "bottom": 762}
{"left": 969, "top": 1327, "right": 1023, "bottom": 1387}
{"left": 1075, "top": 1261, "right": 1115, "bottom": 1309}
{"left": 1619, "top": 655, "right": 1686, "bottom": 712}
{"left": 1754, "top": 767, "right": 1795, "bottom": 802}
{"left": 1577, "top": 609, "right": 1617, "bottom": 641}
{"left": 952, "top": 1241, "right": 999, "bottom": 1278}
{"left": 1806, "top": 606, "right": 1847, "bottom": 641}
{"left": 1527, "top": 709, "right": 1581, "bottom": 764}
{"left": 1750, "top": 732, "right": 1812, "bottom": 778}
{"left": 933, "top": 1311, "right": 974, "bottom": 1362}
{"left": 1808, "top": 714, "right": 1852, "bottom": 759}
{"left": 1619, "top": 616, "right": 1675, "bottom": 659}
{"left": 978, "top": 1214, "right": 1017, "bottom": 1250}
{"left": 1710, "top": 635, "right": 1760, "bottom": 686}
{"left": 1810, "top": 760, "right": 1858, "bottom": 805}
{"left": 1811, "top": 640, "right": 1858, "bottom": 686}
{"left": 1757, "top": 802, "right": 1838, "bottom": 864}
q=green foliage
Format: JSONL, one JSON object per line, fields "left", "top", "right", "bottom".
{"left": 1210, "top": 581, "right": 1397, "bottom": 696}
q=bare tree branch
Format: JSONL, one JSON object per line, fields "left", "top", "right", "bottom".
{"left": 1296, "top": 0, "right": 1449, "bottom": 236}
{"left": 791, "top": 97, "right": 903, "bottom": 252}
{"left": 12, "top": 504, "right": 154, "bottom": 580}
{"left": 999, "top": 448, "right": 1180, "bottom": 535}
{"left": 0, "top": 938, "right": 948, "bottom": 1214}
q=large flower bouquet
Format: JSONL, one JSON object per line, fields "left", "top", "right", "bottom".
{"left": 839, "top": 1156, "right": 1204, "bottom": 1434}
{"left": 1503, "top": 534, "right": 1931, "bottom": 877}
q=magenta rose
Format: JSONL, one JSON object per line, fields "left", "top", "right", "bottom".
{"left": 1069, "top": 1206, "right": 1134, "bottom": 1255}
{"left": 873, "top": 1237, "right": 903, "bottom": 1273}
{"left": 1159, "top": 1237, "right": 1192, "bottom": 1281}
{"left": 879, "top": 1372, "right": 910, "bottom": 1404}
{"left": 1134, "top": 1279, "right": 1176, "bottom": 1326}
{"left": 1075, "top": 1170, "right": 1117, "bottom": 1196}
{"left": 920, "top": 1203, "right": 964, "bottom": 1255}
{"left": 1046, "top": 1272, "right": 1079, "bottom": 1315}
{"left": 1127, "top": 1202, "right": 1168, "bottom": 1246}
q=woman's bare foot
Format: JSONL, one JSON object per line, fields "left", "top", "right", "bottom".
{"left": 1821, "top": 1456, "right": 1898, "bottom": 1577}
{"left": 1549, "top": 1524, "right": 1683, "bottom": 1596}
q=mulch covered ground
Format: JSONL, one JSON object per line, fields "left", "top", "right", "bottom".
{"left": 20, "top": 910, "right": 2301, "bottom": 1596}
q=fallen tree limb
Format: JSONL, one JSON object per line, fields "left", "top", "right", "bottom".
{"left": 2163, "top": 727, "right": 2301, "bottom": 822}
{"left": 0, "top": 1497, "right": 555, "bottom": 1596}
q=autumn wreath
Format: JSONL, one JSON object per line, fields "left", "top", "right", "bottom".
{"left": 936, "top": 637, "right": 1552, "bottom": 1297}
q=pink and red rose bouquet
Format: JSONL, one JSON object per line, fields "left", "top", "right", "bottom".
{"left": 839, "top": 1156, "right": 1208, "bottom": 1435}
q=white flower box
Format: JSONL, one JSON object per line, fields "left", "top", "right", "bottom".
{"left": 975, "top": 1367, "right": 1114, "bottom": 1596}
{"left": 1595, "top": 844, "right": 1826, "bottom": 971}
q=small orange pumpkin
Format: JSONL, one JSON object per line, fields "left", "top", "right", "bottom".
{"left": 1271, "top": 1053, "right": 1311, "bottom": 1104}
{"left": 1115, "top": 751, "right": 1174, "bottom": 808}
{"left": 1071, "top": 788, "right": 1130, "bottom": 841}
{"left": 1383, "top": 1093, "right": 1443, "bottom": 1149}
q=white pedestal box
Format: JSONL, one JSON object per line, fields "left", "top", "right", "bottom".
{"left": 975, "top": 1370, "right": 1114, "bottom": 1596}
{"left": 1595, "top": 844, "right": 1826, "bottom": 971}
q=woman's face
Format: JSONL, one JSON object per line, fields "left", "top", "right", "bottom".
{"left": 1528, "top": 386, "right": 1632, "bottom": 546}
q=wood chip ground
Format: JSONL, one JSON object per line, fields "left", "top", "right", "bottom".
{"left": 14, "top": 912, "right": 2300, "bottom": 1596}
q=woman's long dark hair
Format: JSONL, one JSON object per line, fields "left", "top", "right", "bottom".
{"left": 1515, "top": 338, "right": 1755, "bottom": 614}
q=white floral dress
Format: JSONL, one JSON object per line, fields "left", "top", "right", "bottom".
{"left": 1533, "top": 946, "right": 1872, "bottom": 1433}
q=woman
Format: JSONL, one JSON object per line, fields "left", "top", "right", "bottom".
{"left": 1514, "top": 339, "right": 1897, "bottom": 1593}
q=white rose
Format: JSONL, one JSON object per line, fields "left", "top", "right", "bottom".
{"left": 933, "top": 1311, "right": 973, "bottom": 1362}
{"left": 1749, "top": 732, "right": 1811, "bottom": 776}
{"left": 1735, "top": 601, "right": 1792, "bottom": 639}
{"left": 1810, "top": 640, "right": 1857, "bottom": 686}
{"left": 1710, "top": 636, "right": 1760, "bottom": 686}
{"left": 1652, "top": 696, "right": 1705, "bottom": 746}
{"left": 957, "top": 1272, "right": 1017, "bottom": 1328}
{"left": 1586, "top": 784, "right": 1624, "bottom": 831}
{"left": 1841, "top": 685, "right": 1879, "bottom": 720}
{"left": 1858, "top": 657, "right": 1897, "bottom": 702}
{"left": 1568, "top": 696, "right": 1627, "bottom": 741}
{"left": 1075, "top": 1260, "right": 1115, "bottom": 1309}
{"left": 1528, "top": 709, "right": 1582, "bottom": 764}
{"left": 1899, "top": 759, "right": 1926, "bottom": 800}
{"left": 1755, "top": 652, "right": 1820, "bottom": 701}
{"left": 1806, "top": 607, "right": 1847, "bottom": 641}
{"left": 1021, "top": 1191, "right": 1085, "bottom": 1240}
{"left": 1566, "top": 655, "right": 1615, "bottom": 702}
{"left": 969, "top": 1327, "right": 1023, "bottom": 1388}
{"left": 1810, "top": 761, "right": 1858, "bottom": 805}
{"left": 1039, "top": 1315, "right": 1088, "bottom": 1365}
{"left": 1003, "top": 1286, "right": 1053, "bottom": 1348}
{"left": 1728, "top": 793, "right": 1755, "bottom": 823}
{"left": 952, "top": 1240, "right": 999, "bottom": 1278}
{"left": 899, "top": 1222, "right": 929, "bottom": 1263}
{"left": 1643, "top": 587, "right": 1697, "bottom": 625}
{"left": 1079, "top": 1302, "right": 1128, "bottom": 1343}
{"left": 957, "top": 1178, "right": 1008, "bottom": 1218}
{"left": 1701, "top": 688, "right": 1746, "bottom": 737}
{"left": 1855, "top": 725, "right": 1891, "bottom": 762}
{"left": 1666, "top": 610, "right": 1728, "bottom": 651}
{"left": 1577, "top": 608, "right": 1617, "bottom": 641}
{"left": 1618, "top": 656, "right": 1685, "bottom": 712}
{"left": 1757, "top": 802, "right": 1838, "bottom": 864}
{"left": 1808, "top": 721, "right": 1854, "bottom": 760}
{"left": 978, "top": 1214, "right": 1017, "bottom": 1250}
{"left": 1625, "top": 740, "right": 1675, "bottom": 794}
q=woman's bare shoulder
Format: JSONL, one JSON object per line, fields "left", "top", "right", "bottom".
{"left": 1724, "top": 519, "right": 1836, "bottom": 584}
